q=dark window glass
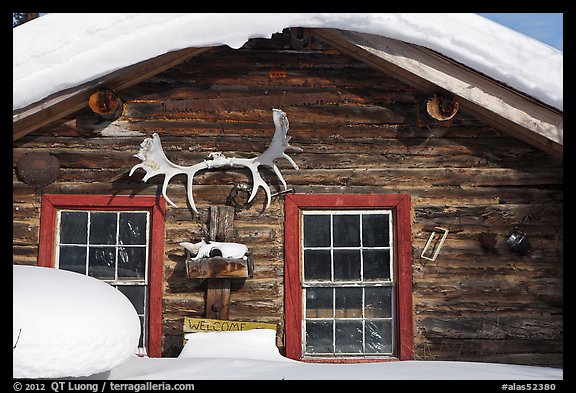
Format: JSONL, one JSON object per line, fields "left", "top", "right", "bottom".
{"left": 117, "top": 285, "right": 146, "bottom": 314}
{"left": 58, "top": 246, "right": 86, "bottom": 274}
{"left": 305, "top": 320, "right": 333, "bottom": 353}
{"left": 333, "top": 250, "right": 360, "bottom": 281}
{"left": 118, "top": 247, "right": 146, "bottom": 279}
{"left": 335, "top": 287, "right": 362, "bottom": 318}
{"left": 303, "top": 250, "right": 331, "bottom": 280}
{"left": 362, "top": 214, "right": 389, "bottom": 247}
{"left": 363, "top": 250, "right": 391, "bottom": 281}
{"left": 138, "top": 316, "right": 145, "bottom": 347}
{"left": 88, "top": 247, "right": 115, "bottom": 279}
{"left": 335, "top": 321, "right": 363, "bottom": 353}
{"left": 60, "top": 212, "right": 88, "bottom": 244}
{"left": 306, "top": 287, "right": 333, "bottom": 318}
{"left": 364, "top": 287, "right": 392, "bottom": 318}
{"left": 119, "top": 213, "right": 147, "bottom": 245}
{"left": 89, "top": 212, "right": 117, "bottom": 245}
{"left": 303, "top": 215, "right": 331, "bottom": 247}
{"left": 365, "top": 320, "right": 393, "bottom": 353}
{"left": 333, "top": 215, "right": 360, "bottom": 247}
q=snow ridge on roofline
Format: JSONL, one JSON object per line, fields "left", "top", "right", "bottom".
{"left": 13, "top": 13, "right": 563, "bottom": 112}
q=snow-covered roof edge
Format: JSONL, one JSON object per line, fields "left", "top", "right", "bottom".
{"left": 13, "top": 13, "right": 563, "bottom": 112}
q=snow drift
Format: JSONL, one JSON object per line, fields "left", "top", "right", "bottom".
{"left": 179, "top": 329, "right": 291, "bottom": 362}
{"left": 13, "top": 265, "right": 141, "bottom": 378}
{"left": 11, "top": 265, "right": 561, "bottom": 380}
{"left": 82, "top": 329, "right": 562, "bottom": 380}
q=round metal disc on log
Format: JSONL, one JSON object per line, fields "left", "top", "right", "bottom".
{"left": 16, "top": 152, "right": 60, "bottom": 187}
{"left": 88, "top": 88, "right": 123, "bottom": 119}
{"left": 426, "top": 94, "right": 459, "bottom": 121}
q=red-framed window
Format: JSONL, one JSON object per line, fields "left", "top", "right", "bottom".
{"left": 284, "top": 194, "right": 414, "bottom": 362}
{"left": 37, "top": 194, "right": 166, "bottom": 358}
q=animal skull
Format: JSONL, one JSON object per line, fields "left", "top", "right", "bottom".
{"left": 180, "top": 240, "right": 248, "bottom": 260}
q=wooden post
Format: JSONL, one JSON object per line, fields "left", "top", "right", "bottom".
{"left": 206, "top": 279, "right": 230, "bottom": 320}
{"left": 205, "top": 205, "right": 235, "bottom": 320}
{"left": 209, "top": 205, "right": 235, "bottom": 242}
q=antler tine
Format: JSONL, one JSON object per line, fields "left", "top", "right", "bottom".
{"left": 246, "top": 164, "right": 273, "bottom": 209}
{"left": 185, "top": 170, "right": 199, "bottom": 214}
{"left": 130, "top": 109, "right": 300, "bottom": 214}
{"left": 129, "top": 133, "right": 204, "bottom": 212}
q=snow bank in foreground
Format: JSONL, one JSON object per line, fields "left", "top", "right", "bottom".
{"left": 11, "top": 266, "right": 562, "bottom": 380}
{"left": 96, "top": 357, "right": 562, "bottom": 380}
{"left": 13, "top": 265, "right": 140, "bottom": 379}
{"left": 81, "top": 330, "right": 562, "bottom": 380}
{"left": 180, "top": 329, "right": 291, "bottom": 362}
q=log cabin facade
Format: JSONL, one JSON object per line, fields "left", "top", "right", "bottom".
{"left": 13, "top": 24, "right": 563, "bottom": 367}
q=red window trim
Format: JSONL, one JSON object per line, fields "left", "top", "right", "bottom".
{"left": 38, "top": 194, "right": 166, "bottom": 358}
{"left": 284, "top": 193, "right": 414, "bottom": 362}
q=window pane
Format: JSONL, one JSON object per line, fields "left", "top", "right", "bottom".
{"left": 117, "top": 285, "right": 146, "bottom": 315}
{"left": 333, "top": 250, "right": 360, "bottom": 281}
{"left": 335, "top": 320, "right": 363, "bottom": 353}
{"left": 362, "top": 214, "right": 389, "bottom": 247}
{"left": 335, "top": 287, "right": 362, "bottom": 318}
{"left": 363, "top": 250, "right": 391, "bottom": 281}
{"left": 303, "top": 215, "right": 331, "bottom": 247}
{"left": 333, "top": 215, "right": 360, "bottom": 247}
{"left": 118, "top": 247, "right": 146, "bottom": 279}
{"left": 88, "top": 247, "right": 115, "bottom": 279}
{"left": 365, "top": 320, "right": 393, "bottom": 354}
{"left": 299, "top": 209, "right": 398, "bottom": 358}
{"left": 60, "top": 212, "right": 87, "bottom": 244}
{"left": 58, "top": 246, "right": 86, "bottom": 274}
{"left": 138, "top": 316, "right": 145, "bottom": 347}
{"left": 365, "top": 287, "right": 392, "bottom": 318}
{"left": 89, "top": 212, "right": 117, "bottom": 245}
{"left": 305, "top": 320, "right": 333, "bottom": 354}
{"left": 303, "top": 250, "right": 331, "bottom": 281}
{"left": 306, "top": 288, "right": 333, "bottom": 318}
{"left": 119, "top": 213, "right": 147, "bottom": 245}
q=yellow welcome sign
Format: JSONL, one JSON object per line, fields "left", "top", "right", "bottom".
{"left": 183, "top": 317, "right": 276, "bottom": 345}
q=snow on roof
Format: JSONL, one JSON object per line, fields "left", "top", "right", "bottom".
{"left": 13, "top": 13, "right": 563, "bottom": 113}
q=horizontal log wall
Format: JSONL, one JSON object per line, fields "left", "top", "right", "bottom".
{"left": 13, "top": 31, "right": 563, "bottom": 366}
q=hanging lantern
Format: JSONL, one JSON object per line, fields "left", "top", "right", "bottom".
{"left": 507, "top": 227, "right": 532, "bottom": 256}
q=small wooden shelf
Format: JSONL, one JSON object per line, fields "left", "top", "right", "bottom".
{"left": 186, "top": 257, "right": 250, "bottom": 279}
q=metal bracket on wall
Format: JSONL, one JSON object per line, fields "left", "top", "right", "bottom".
{"left": 421, "top": 226, "right": 450, "bottom": 261}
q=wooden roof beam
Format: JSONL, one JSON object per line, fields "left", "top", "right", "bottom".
{"left": 13, "top": 46, "right": 213, "bottom": 141}
{"left": 311, "top": 28, "right": 563, "bottom": 157}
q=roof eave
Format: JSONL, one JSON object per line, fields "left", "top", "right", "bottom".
{"left": 13, "top": 28, "right": 563, "bottom": 159}
{"left": 13, "top": 46, "right": 212, "bottom": 141}
{"left": 312, "top": 28, "right": 563, "bottom": 158}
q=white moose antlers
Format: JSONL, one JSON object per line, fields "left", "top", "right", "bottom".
{"left": 129, "top": 108, "right": 301, "bottom": 213}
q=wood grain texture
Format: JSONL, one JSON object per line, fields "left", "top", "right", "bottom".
{"left": 13, "top": 32, "right": 562, "bottom": 365}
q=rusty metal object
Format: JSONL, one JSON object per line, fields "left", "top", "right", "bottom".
{"left": 88, "top": 88, "right": 124, "bottom": 120}
{"left": 16, "top": 152, "right": 60, "bottom": 187}
{"left": 426, "top": 94, "right": 459, "bottom": 121}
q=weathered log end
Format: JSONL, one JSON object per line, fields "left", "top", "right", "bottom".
{"left": 88, "top": 88, "right": 124, "bottom": 120}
